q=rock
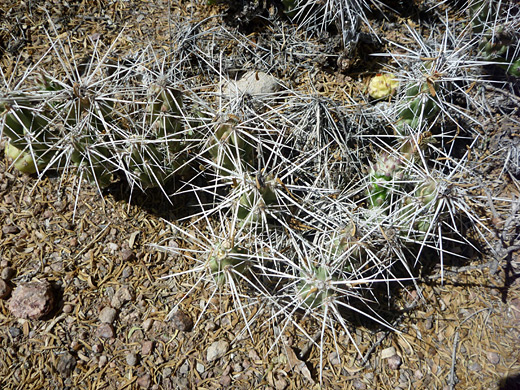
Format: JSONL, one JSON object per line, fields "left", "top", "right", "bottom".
{"left": 142, "top": 318, "right": 154, "bottom": 332}
{"left": 328, "top": 351, "right": 341, "bottom": 365}
{"left": 92, "top": 343, "right": 104, "bottom": 354}
{"left": 1, "top": 267, "right": 15, "bottom": 281}
{"left": 468, "top": 362, "right": 481, "bottom": 372}
{"left": 99, "top": 306, "right": 117, "bottom": 324}
{"left": 196, "top": 362, "right": 205, "bottom": 373}
{"left": 352, "top": 379, "right": 366, "bottom": 390}
{"left": 207, "top": 340, "right": 229, "bottom": 362}
{"left": 63, "top": 304, "right": 73, "bottom": 314}
{"left": 121, "top": 249, "right": 135, "bottom": 262}
{"left": 137, "top": 374, "right": 151, "bottom": 389}
{"left": 219, "top": 375, "right": 231, "bottom": 387}
{"left": 424, "top": 317, "right": 433, "bottom": 330}
{"left": 98, "top": 355, "right": 108, "bottom": 368}
{"left": 8, "top": 327, "right": 21, "bottom": 338}
{"left": 96, "top": 323, "right": 115, "bottom": 339}
{"left": 126, "top": 352, "right": 138, "bottom": 366}
{"left": 56, "top": 352, "right": 76, "bottom": 377}
{"left": 223, "top": 71, "right": 280, "bottom": 98}
{"left": 0, "top": 279, "right": 11, "bottom": 299}
{"left": 274, "top": 376, "right": 287, "bottom": 390}
{"left": 381, "top": 346, "right": 397, "bottom": 360}
{"left": 121, "top": 265, "right": 133, "bottom": 278}
{"left": 487, "top": 351, "right": 500, "bottom": 365}
{"left": 8, "top": 280, "right": 55, "bottom": 319}
{"left": 142, "top": 341, "right": 154, "bottom": 356}
{"left": 387, "top": 354, "right": 402, "bottom": 370}
{"left": 2, "top": 224, "right": 20, "bottom": 234}
{"left": 170, "top": 309, "right": 193, "bottom": 332}
{"left": 111, "top": 286, "right": 135, "bottom": 309}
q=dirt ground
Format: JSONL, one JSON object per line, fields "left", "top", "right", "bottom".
{"left": 1, "top": 1, "right": 520, "bottom": 389}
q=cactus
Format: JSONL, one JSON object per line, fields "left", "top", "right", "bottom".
{"left": 470, "top": 0, "right": 520, "bottom": 76}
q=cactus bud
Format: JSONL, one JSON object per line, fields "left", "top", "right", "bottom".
{"left": 368, "top": 73, "right": 399, "bottom": 99}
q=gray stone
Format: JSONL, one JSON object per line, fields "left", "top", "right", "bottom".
{"left": 207, "top": 340, "right": 229, "bottom": 362}
{"left": 126, "top": 352, "right": 138, "bottom": 366}
{"left": 487, "top": 351, "right": 500, "bottom": 365}
{"left": 56, "top": 352, "right": 76, "bottom": 377}
{"left": 96, "top": 323, "right": 115, "bottom": 339}
{"left": 223, "top": 71, "right": 280, "bottom": 98}
{"left": 387, "top": 354, "right": 402, "bottom": 370}
{"left": 137, "top": 373, "right": 151, "bottom": 389}
{"left": 142, "top": 340, "right": 154, "bottom": 356}
{"left": 111, "top": 286, "right": 134, "bottom": 309}
{"left": 99, "top": 306, "right": 117, "bottom": 324}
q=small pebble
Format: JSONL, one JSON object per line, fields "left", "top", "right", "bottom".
{"left": 121, "top": 265, "right": 133, "bottom": 278}
{"left": 381, "top": 346, "right": 397, "bottom": 360}
{"left": 233, "top": 362, "right": 243, "bottom": 373}
{"left": 387, "top": 354, "right": 402, "bottom": 370}
{"left": 62, "top": 304, "right": 73, "bottom": 314}
{"left": 170, "top": 309, "right": 193, "bottom": 332}
{"left": 96, "top": 323, "right": 115, "bottom": 339}
{"left": 121, "top": 250, "right": 135, "bottom": 262}
{"left": 98, "top": 355, "right": 108, "bottom": 368}
{"left": 352, "top": 379, "right": 366, "bottom": 390}
{"left": 468, "top": 362, "right": 481, "bottom": 372}
{"left": 56, "top": 352, "right": 76, "bottom": 377}
{"left": 487, "top": 351, "right": 500, "bottom": 365}
{"left": 99, "top": 307, "right": 117, "bottom": 324}
{"left": 142, "top": 318, "right": 154, "bottom": 332}
{"left": 179, "top": 360, "right": 189, "bottom": 375}
{"left": 205, "top": 321, "right": 216, "bottom": 332}
{"left": 142, "top": 341, "right": 154, "bottom": 356}
{"left": 111, "top": 286, "right": 134, "bottom": 309}
{"left": 0, "top": 279, "right": 11, "bottom": 299}
{"left": 8, "top": 327, "right": 21, "bottom": 338}
{"left": 329, "top": 351, "right": 341, "bottom": 365}
{"left": 424, "top": 317, "right": 433, "bottom": 330}
{"left": 2, "top": 225, "right": 20, "bottom": 234}
{"left": 219, "top": 375, "right": 231, "bottom": 387}
{"left": 126, "top": 352, "right": 138, "bottom": 367}
{"left": 92, "top": 343, "right": 104, "bottom": 354}
{"left": 70, "top": 340, "right": 81, "bottom": 351}
{"left": 207, "top": 340, "right": 230, "bottom": 362}
{"left": 196, "top": 362, "right": 205, "bottom": 373}
{"left": 1, "top": 267, "right": 15, "bottom": 281}
{"left": 137, "top": 373, "right": 151, "bottom": 389}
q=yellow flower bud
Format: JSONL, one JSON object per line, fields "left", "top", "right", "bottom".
{"left": 368, "top": 73, "right": 399, "bottom": 99}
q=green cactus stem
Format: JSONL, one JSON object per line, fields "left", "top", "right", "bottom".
{"left": 208, "top": 240, "right": 249, "bottom": 285}
{"left": 236, "top": 174, "right": 278, "bottom": 224}
{"left": 298, "top": 266, "right": 333, "bottom": 309}
{"left": 207, "top": 116, "right": 255, "bottom": 175}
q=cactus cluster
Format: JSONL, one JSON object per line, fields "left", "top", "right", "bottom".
{"left": 1, "top": 2, "right": 514, "bottom": 382}
{"left": 1, "top": 46, "right": 198, "bottom": 194}
{"left": 470, "top": 0, "right": 520, "bottom": 76}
